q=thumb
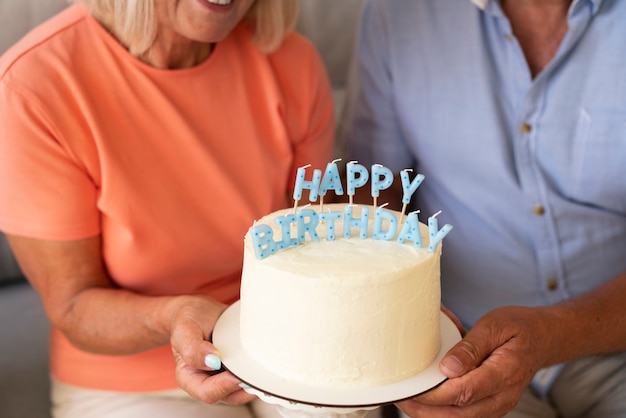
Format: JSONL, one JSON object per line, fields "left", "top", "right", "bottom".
{"left": 171, "top": 318, "right": 223, "bottom": 372}
{"left": 439, "top": 325, "right": 495, "bottom": 378}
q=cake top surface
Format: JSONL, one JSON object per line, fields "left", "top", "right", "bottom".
{"left": 259, "top": 234, "right": 432, "bottom": 274}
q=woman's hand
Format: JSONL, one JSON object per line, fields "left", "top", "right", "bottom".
{"left": 396, "top": 305, "right": 557, "bottom": 418}
{"left": 168, "top": 295, "right": 256, "bottom": 405}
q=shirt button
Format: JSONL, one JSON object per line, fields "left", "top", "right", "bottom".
{"left": 504, "top": 34, "right": 514, "bottom": 41}
{"left": 533, "top": 205, "right": 546, "bottom": 216}
{"left": 547, "top": 278, "right": 559, "bottom": 291}
{"left": 520, "top": 122, "right": 532, "bottom": 134}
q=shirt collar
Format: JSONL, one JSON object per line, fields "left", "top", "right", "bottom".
{"left": 470, "top": 0, "right": 603, "bottom": 15}
{"left": 471, "top": 0, "right": 488, "bottom": 9}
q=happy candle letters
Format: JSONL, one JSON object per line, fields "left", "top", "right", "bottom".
{"left": 251, "top": 161, "right": 453, "bottom": 259}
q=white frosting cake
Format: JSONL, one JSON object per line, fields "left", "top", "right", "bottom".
{"left": 240, "top": 203, "right": 442, "bottom": 388}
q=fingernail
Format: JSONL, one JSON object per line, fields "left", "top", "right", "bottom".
{"left": 239, "top": 383, "right": 251, "bottom": 389}
{"left": 204, "top": 353, "right": 221, "bottom": 371}
{"left": 441, "top": 355, "right": 464, "bottom": 375}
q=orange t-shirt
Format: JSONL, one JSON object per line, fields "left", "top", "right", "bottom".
{"left": 0, "top": 5, "right": 334, "bottom": 391}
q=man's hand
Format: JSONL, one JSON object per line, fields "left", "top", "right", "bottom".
{"left": 397, "top": 306, "right": 557, "bottom": 417}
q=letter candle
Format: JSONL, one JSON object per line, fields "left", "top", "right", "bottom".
{"left": 371, "top": 164, "right": 393, "bottom": 208}
{"left": 319, "top": 209, "right": 342, "bottom": 240}
{"left": 397, "top": 211, "right": 422, "bottom": 248}
{"left": 343, "top": 205, "right": 370, "bottom": 239}
{"left": 250, "top": 223, "right": 276, "bottom": 259}
{"left": 399, "top": 169, "right": 425, "bottom": 224}
{"left": 346, "top": 161, "right": 369, "bottom": 205}
{"left": 427, "top": 210, "right": 453, "bottom": 253}
{"left": 319, "top": 159, "right": 344, "bottom": 213}
{"left": 293, "top": 164, "right": 322, "bottom": 214}
{"left": 274, "top": 213, "right": 298, "bottom": 251}
{"left": 296, "top": 207, "right": 320, "bottom": 244}
{"left": 373, "top": 203, "right": 398, "bottom": 240}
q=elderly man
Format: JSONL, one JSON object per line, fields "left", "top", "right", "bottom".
{"left": 348, "top": 0, "right": 626, "bottom": 417}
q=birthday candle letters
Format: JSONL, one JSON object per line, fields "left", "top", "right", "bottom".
{"left": 251, "top": 162, "right": 453, "bottom": 259}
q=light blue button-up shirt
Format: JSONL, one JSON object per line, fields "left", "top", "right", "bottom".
{"left": 350, "top": 0, "right": 626, "bottom": 328}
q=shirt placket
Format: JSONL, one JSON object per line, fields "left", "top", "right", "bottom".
{"left": 494, "top": 10, "right": 570, "bottom": 304}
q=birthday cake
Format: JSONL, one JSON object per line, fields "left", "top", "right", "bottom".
{"left": 239, "top": 162, "right": 452, "bottom": 389}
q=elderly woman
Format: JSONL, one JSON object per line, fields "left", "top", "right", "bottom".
{"left": 0, "top": 0, "right": 334, "bottom": 417}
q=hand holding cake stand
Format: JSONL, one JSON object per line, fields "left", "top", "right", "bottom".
{"left": 213, "top": 302, "right": 462, "bottom": 418}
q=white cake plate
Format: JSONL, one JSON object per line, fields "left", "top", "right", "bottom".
{"left": 212, "top": 301, "right": 462, "bottom": 414}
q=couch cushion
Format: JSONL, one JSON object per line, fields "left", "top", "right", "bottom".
{"left": 0, "top": 281, "right": 51, "bottom": 418}
{"left": 0, "top": 0, "right": 68, "bottom": 53}
{"left": 0, "top": 233, "right": 22, "bottom": 283}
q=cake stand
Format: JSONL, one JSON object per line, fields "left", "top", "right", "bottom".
{"left": 212, "top": 301, "right": 462, "bottom": 418}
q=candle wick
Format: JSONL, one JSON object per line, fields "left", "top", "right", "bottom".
{"left": 432, "top": 210, "right": 443, "bottom": 218}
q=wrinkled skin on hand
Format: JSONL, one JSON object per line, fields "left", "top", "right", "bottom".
{"left": 398, "top": 306, "right": 557, "bottom": 418}
{"left": 169, "top": 296, "right": 256, "bottom": 405}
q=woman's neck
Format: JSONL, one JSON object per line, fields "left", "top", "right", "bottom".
{"left": 99, "top": 16, "right": 214, "bottom": 69}
{"left": 136, "top": 35, "right": 214, "bottom": 69}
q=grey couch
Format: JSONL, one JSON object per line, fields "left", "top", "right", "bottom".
{"left": 0, "top": 1, "right": 68, "bottom": 416}
{"left": 0, "top": 1, "right": 366, "bottom": 417}
{"left": 0, "top": 253, "right": 51, "bottom": 418}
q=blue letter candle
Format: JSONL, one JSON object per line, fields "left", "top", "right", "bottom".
{"left": 346, "top": 161, "right": 369, "bottom": 204}
{"left": 293, "top": 164, "right": 322, "bottom": 204}
{"left": 249, "top": 224, "right": 277, "bottom": 259}
{"left": 397, "top": 211, "right": 423, "bottom": 248}
{"left": 428, "top": 211, "right": 453, "bottom": 253}
{"left": 274, "top": 213, "right": 298, "bottom": 251}
{"left": 371, "top": 164, "right": 394, "bottom": 207}
{"left": 319, "top": 210, "right": 342, "bottom": 240}
{"left": 343, "top": 205, "right": 370, "bottom": 239}
{"left": 400, "top": 169, "right": 425, "bottom": 205}
{"left": 320, "top": 159, "right": 344, "bottom": 198}
{"left": 373, "top": 204, "right": 398, "bottom": 240}
{"left": 296, "top": 208, "right": 320, "bottom": 244}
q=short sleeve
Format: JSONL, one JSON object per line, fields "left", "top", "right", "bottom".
{"left": 0, "top": 80, "right": 100, "bottom": 240}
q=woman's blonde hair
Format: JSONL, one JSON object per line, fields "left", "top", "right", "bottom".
{"left": 72, "top": 0, "right": 299, "bottom": 56}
